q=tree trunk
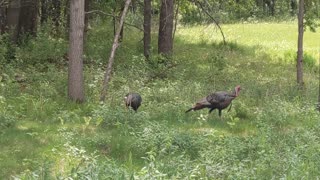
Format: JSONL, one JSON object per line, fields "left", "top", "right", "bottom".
{"left": 119, "top": 5, "right": 125, "bottom": 42}
{"left": 173, "top": 0, "right": 180, "bottom": 41}
{"left": 68, "top": 0, "right": 85, "bottom": 102}
{"left": 6, "top": 0, "right": 21, "bottom": 43}
{"left": 297, "top": 0, "right": 304, "bottom": 87}
{"left": 52, "top": 0, "right": 61, "bottom": 32}
{"left": 84, "top": 0, "right": 90, "bottom": 33}
{"left": 40, "top": 0, "right": 47, "bottom": 24}
{"left": 158, "top": 0, "right": 174, "bottom": 55}
{"left": 0, "top": 1, "right": 8, "bottom": 34}
{"left": 100, "top": 0, "right": 131, "bottom": 102}
{"left": 143, "top": 0, "right": 151, "bottom": 60}
{"left": 84, "top": 0, "right": 90, "bottom": 45}
{"left": 318, "top": 53, "right": 320, "bottom": 111}
{"left": 4, "top": 0, "right": 38, "bottom": 43}
{"left": 18, "top": 0, "right": 39, "bottom": 37}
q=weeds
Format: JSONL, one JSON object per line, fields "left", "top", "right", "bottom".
{"left": 1, "top": 22, "right": 320, "bottom": 179}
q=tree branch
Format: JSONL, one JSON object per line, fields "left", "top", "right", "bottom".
{"left": 172, "top": 0, "right": 180, "bottom": 41}
{"left": 86, "top": 10, "right": 144, "bottom": 32}
{"left": 100, "top": 0, "right": 132, "bottom": 101}
{"left": 191, "top": 0, "right": 226, "bottom": 44}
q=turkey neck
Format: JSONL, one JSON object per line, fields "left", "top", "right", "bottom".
{"left": 229, "top": 89, "right": 238, "bottom": 98}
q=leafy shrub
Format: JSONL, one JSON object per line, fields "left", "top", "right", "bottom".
{"left": 0, "top": 96, "right": 16, "bottom": 128}
{"left": 234, "top": 101, "right": 250, "bottom": 119}
{"left": 172, "top": 133, "right": 202, "bottom": 158}
{"left": 0, "top": 35, "right": 8, "bottom": 64}
{"left": 0, "top": 34, "right": 17, "bottom": 64}
{"left": 15, "top": 30, "right": 67, "bottom": 65}
{"left": 283, "top": 51, "right": 316, "bottom": 68}
{"left": 0, "top": 114, "right": 16, "bottom": 128}
{"left": 304, "top": 53, "right": 316, "bottom": 68}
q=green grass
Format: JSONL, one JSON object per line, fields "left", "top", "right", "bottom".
{"left": 0, "top": 21, "right": 320, "bottom": 179}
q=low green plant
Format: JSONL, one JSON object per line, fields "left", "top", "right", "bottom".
{"left": 15, "top": 30, "right": 67, "bottom": 65}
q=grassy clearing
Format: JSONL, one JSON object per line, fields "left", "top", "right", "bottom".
{"left": 0, "top": 22, "right": 320, "bottom": 178}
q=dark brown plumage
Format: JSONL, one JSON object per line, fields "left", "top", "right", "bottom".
{"left": 124, "top": 93, "right": 142, "bottom": 112}
{"left": 186, "top": 85, "right": 241, "bottom": 117}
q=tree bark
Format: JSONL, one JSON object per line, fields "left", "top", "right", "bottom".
{"left": 0, "top": 1, "right": 9, "bottom": 34}
{"left": 6, "top": 0, "right": 21, "bottom": 43}
{"left": 100, "top": 0, "right": 131, "bottom": 102}
{"left": 84, "top": 0, "right": 90, "bottom": 32}
{"left": 143, "top": 0, "right": 151, "bottom": 60}
{"left": 318, "top": 53, "right": 320, "bottom": 111}
{"left": 68, "top": 0, "right": 85, "bottom": 102}
{"left": 297, "top": 0, "right": 304, "bottom": 87}
{"left": 52, "top": 0, "right": 61, "bottom": 31}
{"left": 40, "top": 0, "right": 47, "bottom": 24}
{"left": 173, "top": 0, "right": 180, "bottom": 41}
{"left": 18, "top": 0, "right": 39, "bottom": 37}
{"left": 158, "top": 0, "right": 174, "bottom": 55}
{"left": 119, "top": 5, "right": 125, "bottom": 42}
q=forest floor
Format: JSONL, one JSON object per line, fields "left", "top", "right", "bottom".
{"left": 0, "top": 22, "right": 320, "bottom": 179}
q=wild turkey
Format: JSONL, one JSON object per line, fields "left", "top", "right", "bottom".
{"left": 124, "top": 93, "right": 142, "bottom": 112}
{"left": 186, "top": 85, "right": 241, "bottom": 118}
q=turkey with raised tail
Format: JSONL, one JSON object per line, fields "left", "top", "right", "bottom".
{"left": 124, "top": 93, "right": 142, "bottom": 112}
{"left": 186, "top": 85, "right": 241, "bottom": 118}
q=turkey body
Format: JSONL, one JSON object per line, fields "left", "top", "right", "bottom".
{"left": 124, "top": 93, "right": 142, "bottom": 112}
{"left": 186, "top": 86, "right": 241, "bottom": 117}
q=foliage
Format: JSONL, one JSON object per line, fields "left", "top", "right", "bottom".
{"left": 179, "top": 0, "right": 317, "bottom": 24}
{"left": 15, "top": 27, "right": 67, "bottom": 65}
{"left": 1, "top": 20, "right": 320, "bottom": 179}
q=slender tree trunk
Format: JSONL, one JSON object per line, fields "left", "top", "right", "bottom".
{"left": 40, "top": 0, "right": 47, "bottom": 24}
{"left": 173, "top": 0, "right": 180, "bottom": 41}
{"left": 52, "top": 0, "right": 61, "bottom": 32}
{"left": 84, "top": 0, "right": 90, "bottom": 32}
{"left": 297, "top": 0, "right": 304, "bottom": 87}
{"left": 84, "top": 0, "right": 90, "bottom": 44}
{"left": 318, "top": 52, "right": 320, "bottom": 111}
{"left": 68, "top": 0, "right": 85, "bottom": 102}
{"left": 119, "top": 5, "right": 125, "bottom": 42}
{"left": 113, "top": 7, "right": 116, "bottom": 37}
{"left": 100, "top": 0, "right": 131, "bottom": 102}
{"left": 0, "top": 1, "right": 8, "bottom": 34}
{"left": 158, "top": 0, "right": 174, "bottom": 55}
{"left": 143, "top": 0, "right": 151, "bottom": 60}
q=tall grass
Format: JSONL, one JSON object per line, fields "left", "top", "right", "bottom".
{"left": 1, "top": 21, "right": 320, "bottom": 178}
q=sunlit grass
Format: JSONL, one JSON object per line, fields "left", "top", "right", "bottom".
{"left": 1, "top": 21, "right": 320, "bottom": 178}
{"left": 177, "top": 22, "right": 320, "bottom": 61}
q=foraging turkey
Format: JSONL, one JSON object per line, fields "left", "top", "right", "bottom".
{"left": 186, "top": 85, "right": 241, "bottom": 118}
{"left": 124, "top": 93, "right": 142, "bottom": 112}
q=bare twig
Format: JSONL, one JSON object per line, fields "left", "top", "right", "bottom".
{"left": 86, "top": 10, "right": 144, "bottom": 32}
{"left": 191, "top": 0, "right": 226, "bottom": 44}
{"left": 100, "top": 0, "right": 132, "bottom": 101}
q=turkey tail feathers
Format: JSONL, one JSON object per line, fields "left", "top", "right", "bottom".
{"left": 185, "top": 108, "right": 193, "bottom": 113}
